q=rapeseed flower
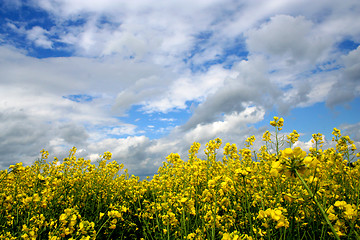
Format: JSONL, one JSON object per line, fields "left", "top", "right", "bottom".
{"left": 0, "top": 117, "right": 359, "bottom": 239}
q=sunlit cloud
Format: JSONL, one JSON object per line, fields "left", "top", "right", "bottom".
{"left": 0, "top": 0, "right": 359, "bottom": 176}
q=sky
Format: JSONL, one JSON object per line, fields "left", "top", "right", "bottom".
{"left": 1, "top": 0, "right": 359, "bottom": 178}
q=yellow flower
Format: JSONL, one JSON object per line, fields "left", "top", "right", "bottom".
{"left": 351, "top": 144, "right": 357, "bottom": 151}
{"left": 222, "top": 233, "right": 231, "bottom": 240}
{"left": 33, "top": 194, "right": 40, "bottom": 202}
{"left": 187, "top": 233, "right": 196, "bottom": 239}
{"left": 262, "top": 130, "right": 271, "bottom": 142}
{"left": 283, "top": 148, "right": 293, "bottom": 158}
{"left": 79, "top": 221, "right": 84, "bottom": 231}
{"left": 293, "top": 147, "right": 307, "bottom": 158}
{"left": 334, "top": 201, "right": 347, "bottom": 209}
{"left": 257, "top": 210, "right": 266, "bottom": 220}
{"left": 59, "top": 214, "right": 67, "bottom": 223}
{"left": 64, "top": 228, "right": 72, "bottom": 235}
{"left": 303, "top": 156, "right": 315, "bottom": 166}
{"left": 344, "top": 204, "right": 358, "bottom": 221}
{"left": 208, "top": 179, "right": 216, "bottom": 189}
{"left": 269, "top": 209, "right": 281, "bottom": 221}
{"left": 270, "top": 161, "right": 282, "bottom": 176}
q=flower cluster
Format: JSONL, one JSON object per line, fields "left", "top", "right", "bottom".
{"left": 257, "top": 207, "right": 289, "bottom": 229}
{"left": 0, "top": 117, "right": 359, "bottom": 239}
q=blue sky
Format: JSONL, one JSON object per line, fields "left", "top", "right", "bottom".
{"left": 1, "top": 0, "right": 359, "bottom": 177}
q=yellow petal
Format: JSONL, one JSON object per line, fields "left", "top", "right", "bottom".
{"left": 283, "top": 148, "right": 293, "bottom": 157}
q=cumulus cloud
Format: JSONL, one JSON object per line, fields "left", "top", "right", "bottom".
{"left": 248, "top": 15, "right": 311, "bottom": 58}
{"left": 58, "top": 123, "right": 89, "bottom": 145}
{"left": 0, "top": 46, "right": 165, "bottom": 169}
{"left": 182, "top": 56, "right": 279, "bottom": 130}
{"left": 26, "top": 0, "right": 237, "bottom": 63}
{"left": 104, "top": 106, "right": 267, "bottom": 177}
{"left": 181, "top": 106, "right": 266, "bottom": 143}
{"left": 0, "top": 45, "right": 167, "bottom": 103}
{"left": 1, "top": 0, "right": 360, "bottom": 177}
{"left": 326, "top": 46, "right": 360, "bottom": 107}
{"left": 141, "top": 65, "right": 231, "bottom": 113}
{"left": 245, "top": 12, "right": 360, "bottom": 111}
{"left": 0, "top": 110, "right": 45, "bottom": 167}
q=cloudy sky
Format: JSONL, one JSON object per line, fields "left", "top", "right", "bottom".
{"left": 1, "top": 0, "right": 359, "bottom": 177}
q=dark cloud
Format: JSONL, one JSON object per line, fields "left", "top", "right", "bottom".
{"left": 59, "top": 123, "right": 89, "bottom": 146}
{"left": 277, "top": 80, "right": 312, "bottom": 114}
{"left": 0, "top": 109, "right": 89, "bottom": 169}
{"left": 1, "top": 0, "right": 360, "bottom": 179}
{"left": 0, "top": 110, "right": 48, "bottom": 169}
{"left": 326, "top": 46, "right": 360, "bottom": 107}
{"left": 340, "top": 122, "right": 360, "bottom": 142}
{"left": 246, "top": 15, "right": 329, "bottom": 63}
{"left": 182, "top": 57, "right": 279, "bottom": 130}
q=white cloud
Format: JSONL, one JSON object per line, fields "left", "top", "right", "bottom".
{"left": 182, "top": 106, "right": 266, "bottom": 143}
{"left": 182, "top": 55, "right": 279, "bottom": 129}
{"left": 141, "top": 65, "right": 231, "bottom": 113}
{"left": 0, "top": 46, "right": 169, "bottom": 169}
{"left": 244, "top": 12, "right": 360, "bottom": 111}
{"left": 26, "top": 26, "right": 53, "bottom": 49}
{"left": 30, "top": 0, "right": 231, "bottom": 63}
{"left": 86, "top": 135, "right": 162, "bottom": 177}
{"left": 107, "top": 125, "right": 138, "bottom": 136}
{"left": 1, "top": 0, "right": 360, "bottom": 177}
{"left": 343, "top": 46, "right": 360, "bottom": 82}
{"left": 292, "top": 134, "right": 337, "bottom": 153}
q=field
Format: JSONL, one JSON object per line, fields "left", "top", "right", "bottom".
{"left": 0, "top": 117, "right": 359, "bottom": 240}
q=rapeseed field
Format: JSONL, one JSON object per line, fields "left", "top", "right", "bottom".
{"left": 0, "top": 117, "right": 359, "bottom": 239}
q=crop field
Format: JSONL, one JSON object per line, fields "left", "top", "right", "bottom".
{"left": 0, "top": 117, "right": 359, "bottom": 240}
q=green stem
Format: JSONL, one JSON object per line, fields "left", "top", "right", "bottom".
{"left": 95, "top": 216, "right": 111, "bottom": 238}
{"left": 295, "top": 170, "right": 340, "bottom": 240}
{"left": 243, "top": 177, "right": 254, "bottom": 238}
{"left": 167, "top": 221, "right": 170, "bottom": 240}
{"left": 275, "top": 128, "right": 279, "bottom": 155}
{"left": 212, "top": 195, "right": 216, "bottom": 240}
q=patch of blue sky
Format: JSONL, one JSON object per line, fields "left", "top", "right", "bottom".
{"left": 289, "top": 60, "right": 341, "bottom": 83}
{"left": 183, "top": 31, "right": 213, "bottom": 63}
{"left": 1, "top": 4, "right": 74, "bottom": 58}
{"left": 188, "top": 47, "right": 248, "bottom": 72}
{"left": 185, "top": 32, "right": 248, "bottom": 72}
{"left": 32, "top": 39, "right": 75, "bottom": 58}
{"left": 1, "top": 3, "right": 54, "bottom": 31}
{"left": 303, "top": 39, "right": 360, "bottom": 74}
{"left": 63, "top": 94, "right": 95, "bottom": 103}
{"left": 63, "top": 15, "right": 89, "bottom": 28}
{"left": 119, "top": 103, "right": 194, "bottom": 139}
{"left": 312, "top": 60, "right": 342, "bottom": 74}
{"left": 255, "top": 97, "right": 360, "bottom": 142}
{"left": 222, "top": 36, "right": 248, "bottom": 65}
{"left": 337, "top": 39, "right": 360, "bottom": 54}
{"left": 0, "top": 33, "right": 72, "bottom": 58}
